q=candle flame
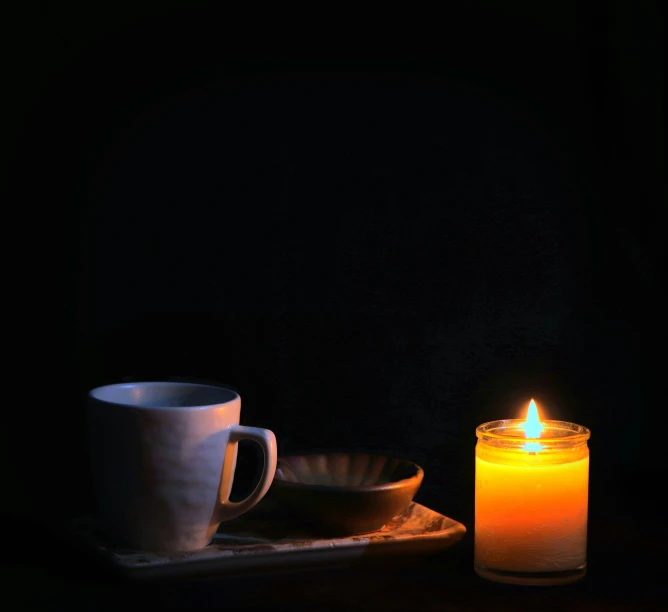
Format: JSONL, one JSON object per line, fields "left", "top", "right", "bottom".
{"left": 522, "top": 399, "right": 544, "bottom": 439}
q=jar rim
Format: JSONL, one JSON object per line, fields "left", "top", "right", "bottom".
{"left": 476, "top": 419, "right": 590, "bottom": 444}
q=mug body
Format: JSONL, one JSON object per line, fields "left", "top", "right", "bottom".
{"left": 87, "top": 382, "right": 241, "bottom": 552}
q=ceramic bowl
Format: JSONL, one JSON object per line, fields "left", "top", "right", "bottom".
{"left": 270, "top": 453, "right": 424, "bottom": 536}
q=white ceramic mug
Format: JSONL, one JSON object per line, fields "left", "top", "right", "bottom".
{"left": 87, "top": 381, "right": 277, "bottom": 552}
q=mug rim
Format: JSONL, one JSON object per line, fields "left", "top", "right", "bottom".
{"left": 88, "top": 381, "right": 239, "bottom": 410}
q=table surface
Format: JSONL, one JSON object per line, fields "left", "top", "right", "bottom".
{"left": 7, "top": 469, "right": 665, "bottom": 611}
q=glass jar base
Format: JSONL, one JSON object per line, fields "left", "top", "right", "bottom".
{"left": 474, "top": 563, "right": 586, "bottom": 586}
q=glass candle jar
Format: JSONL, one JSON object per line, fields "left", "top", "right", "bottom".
{"left": 474, "top": 419, "right": 590, "bottom": 586}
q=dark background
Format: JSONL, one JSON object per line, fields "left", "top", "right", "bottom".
{"left": 5, "top": 2, "right": 664, "bottom": 540}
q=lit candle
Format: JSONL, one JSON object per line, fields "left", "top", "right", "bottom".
{"left": 474, "top": 400, "right": 590, "bottom": 585}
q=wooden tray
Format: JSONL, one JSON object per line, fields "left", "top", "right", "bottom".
{"left": 68, "top": 500, "right": 466, "bottom": 580}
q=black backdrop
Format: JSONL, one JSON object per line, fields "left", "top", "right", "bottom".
{"left": 6, "top": 3, "right": 664, "bottom": 530}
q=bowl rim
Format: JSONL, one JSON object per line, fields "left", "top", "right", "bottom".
{"left": 272, "top": 452, "right": 424, "bottom": 493}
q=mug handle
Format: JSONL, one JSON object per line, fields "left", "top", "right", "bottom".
{"left": 217, "top": 425, "right": 278, "bottom": 522}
